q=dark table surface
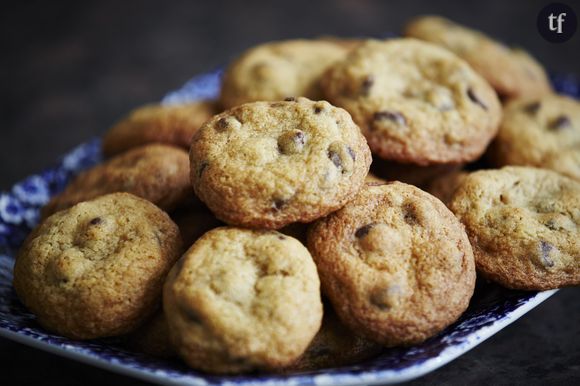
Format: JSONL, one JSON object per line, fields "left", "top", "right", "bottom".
{"left": 1, "top": 0, "right": 579, "bottom": 385}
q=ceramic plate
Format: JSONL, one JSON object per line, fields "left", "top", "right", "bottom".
{"left": 1, "top": 69, "right": 578, "bottom": 386}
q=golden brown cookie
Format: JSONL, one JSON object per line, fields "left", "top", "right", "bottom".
{"left": 282, "top": 305, "right": 382, "bottom": 372}
{"left": 190, "top": 97, "right": 372, "bottom": 229}
{"left": 13, "top": 193, "right": 182, "bottom": 339}
{"left": 128, "top": 311, "right": 175, "bottom": 359}
{"left": 220, "top": 39, "right": 351, "bottom": 108}
{"left": 450, "top": 166, "right": 580, "bottom": 290}
{"left": 489, "top": 94, "right": 580, "bottom": 181}
{"left": 42, "top": 144, "right": 191, "bottom": 218}
{"left": 321, "top": 38, "right": 501, "bottom": 166}
{"left": 426, "top": 170, "right": 469, "bottom": 205}
{"left": 163, "top": 227, "right": 322, "bottom": 374}
{"left": 170, "top": 204, "right": 223, "bottom": 248}
{"left": 371, "top": 158, "right": 462, "bottom": 187}
{"left": 102, "top": 101, "right": 219, "bottom": 157}
{"left": 404, "top": 16, "right": 552, "bottom": 99}
{"left": 365, "top": 172, "right": 386, "bottom": 185}
{"left": 308, "top": 182, "right": 476, "bottom": 346}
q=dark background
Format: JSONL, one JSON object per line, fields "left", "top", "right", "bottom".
{"left": 1, "top": 0, "right": 579, "bottom": 385}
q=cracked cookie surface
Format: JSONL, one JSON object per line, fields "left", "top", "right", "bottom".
{"left": 307, "top": 182, "right": 475, "bottom": 346}
{"left": 102, "top": 101, "right": 219, "bottom": 156}
{"left": 190, "top": 97, "right": 372, "bottom": 229}
{"left": 405, "top": 16, "right": 552, "bottom": 99}
{"left": 450, "top": 166, "right": 580, "bottom": 290}
{"left": 321, "top": 38, "right": 501, "bottom": 165}
{"left": 163, "top": 227, "right": 322, "bottom": 373}
{"left": 42, "top": 144, "right": 191, "bottom": 218}
{"left": 489, "top": 94, "right": 580, "bottom": 181}
{"left": 13, "top": 193, "right": 182, "bottom": 339}
{"left": 220, "top": 39, "right": 351, "bottom": 108}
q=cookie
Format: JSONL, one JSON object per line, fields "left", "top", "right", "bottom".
{"left": 489, "top": 94, "right": 580, "bottom": 181}
{"left": 190, "top": 97, "right": 372, "bottom": 229}
{"left": 128, "top": 311, "right": 175, "bottom": 359}
{"left": 102, "top": 101, "right": 219, "bottom": 157}
{"left": 365, "top": 172, "right": 386, "bottom": 185}
{"left": 282, "top": 304, "right": 382, "bottom": 372}
{"left": 42, "top": 144, "right": 191, "bottom": 218}
{"left": 404, "top": 16, "right": 552, "bottom": 99}
{"left": 278, "top": 222, "right": 309, "bottom": 244}
{"left": 371, "top": 158, "right": 462, "bottom": 187}
{"left": 307, "top": 182, "right": 475, "bottom": 346}
{"left": 163, "top": 227, "right": 322, "bottom": 373}
{"left": 220, "top": 39, "right": 350, "bottom": 108}
{"left": 426, "top": 170, "right": 469, "bottom": 205}
{"left": 449, "top": 166, "right": 580, "bottom": 290}
{"left": 321, "top": 38, "right": 501, "bottom": 166}
{"left": 13, "top": 193, "right": 182, "bottom": 339}
{"left": 171, "top": 205, "right": 223, "bottom": 247}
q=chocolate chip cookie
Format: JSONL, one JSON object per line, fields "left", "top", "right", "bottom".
{"left": 163, "top": 227, "right": 322, "bottom": 373}
{"left": 321, "top": 38, "right": 501, "bottom": 166}
{"left": 102, "top": 101, "right": 219, "bottom": 157}
{"left": 128, "top": 311, "right": 175, "bottom": 358}
{"left": 450, "top": 166, "right": 580, "bottom": 290}
{"left": 220, "top": 39, "right": 350, "bottom": 108}
{"left": 371, "top": 158, "right": 462, "bottom": 187}
{"left": 190, "top": 97, "right": 372, "bottom": 229}
{"left": 283, "top": 305, "right": 382, "bottom": 372}
{"left": 404, "top": 16, "right": 552, "bottom": 99}
{"left": 426, "top": 170, "right": 469, "bottom": 205}
{"left": 171, "top": 204, "right": 223, "bottom": 247}
{"left": 13, "top": 193, "right": 182, "bottom": 339}
{"left": 42, "top": 144, "right": 191, "bottom": 218}
{"left": 489, "top": 94, "right": 580, "bottom": 181}
{"left": 308, "top": 182, "right": 475, "bottom": 346}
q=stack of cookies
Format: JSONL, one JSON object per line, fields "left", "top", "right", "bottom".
{"left": 12, "top": 15, "right": 579, "bottom": 375}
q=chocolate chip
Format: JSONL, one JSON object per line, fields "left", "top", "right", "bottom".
{"left": 373, "top": 110, "right": 406, "bottom": 126}
{"left": 277, "top": 235, "right": 286, "bottom": 240}
{"left": 272, "top": 199, "right": 286, "bottom": 211}
{"left": 539, "top": 241, "right": 555, "bottom": 268}
{"left": 89, "top": 217, "right": 102, "bottom": 226}
{"left": 347, "top": 146, "right": 356, "bottom": 161}
{"left": 314, "top": 107, "right": 322, "bottom": 114}
{"left": 327, "top": 142, "right": 355, "bottom": 174}
{"left": 403, "top": 203, "right": 418, "bottom": 225}
{"left": 284, "top": 97, "right": 297, "bottom": 102}
{"left": 369, "top": 287, "right": 391, "bottom": 311}
{"left": 198, "top": 161, "right": 208, "bottom": 178}
{"left": 467, "top": 88, "right": 488, "bottom": 110}
{"left": 179, "top": 301, "right": 202, "bottom": 324}
{"left": 523, "top": 101, "right": 541, "bottom": 115}
{"left": 360, "top": 75, "right": 374, "bottom": 96}
{"left": 328, "top": 150, "right": 342, "bottom": 168}
{"left": 544, "top": 220, "right": 558, "bottom": 231}
{"left": 278, "top": 130, "right": 306, "bottom": 155}
{"left": 216, "top": 117, "right": 229, "bottom": 131}
{"left": 355, "top": 223, "right": 375, "bottom": 238}
{"left": 548, "top": 115, "right": 572, "bottom": 131}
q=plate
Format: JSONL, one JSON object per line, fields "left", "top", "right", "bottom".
{"left": 1, "top": 69, "right": 578, "bottom": 386}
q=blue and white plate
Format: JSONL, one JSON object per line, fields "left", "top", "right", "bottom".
{"left": 1, "top": 69, "right": 578, "bottom": 386}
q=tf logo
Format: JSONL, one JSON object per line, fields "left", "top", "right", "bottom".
{"left": 538, "top": 3, "right": 577, "bottom": 43}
